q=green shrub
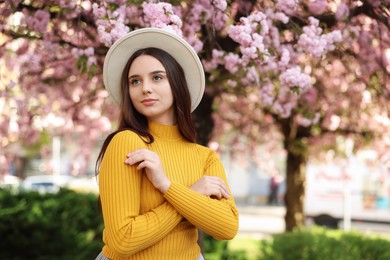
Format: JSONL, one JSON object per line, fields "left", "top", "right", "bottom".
{"left": 0, "top": 188, "right": 103, "bottom": 260}
{"left": 259, "top": 226, "right": 390, "bottom": 260}
{"left": 203, "top": 232, "right": 247, "bottom": 260}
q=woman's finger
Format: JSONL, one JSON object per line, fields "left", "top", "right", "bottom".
{"left": 127, "top": 148, "right": 151, "bottom": 158}
{"left": 126, "top": 149, "right": 155, "bottom": 165}
{"left": 212, "top": 184, "right": 229, "bottom": 199}
{"left": 136, "top": 160, "right": 146, "bottom": 171}
{"left": 219, "top": 183, "right": 230, "bottom": 198}
{"left": 209, "top": 177, "right": 230, "bottom": 197}
{"left": 211, "top": 178, "right": 230, "bottom": 199}
{"left": 220, "top": 188, "right": 230, "bottom": 199}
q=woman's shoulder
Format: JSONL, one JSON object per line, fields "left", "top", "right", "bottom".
{"left": 112, "top": 129, "right": 142, "bottom": 138}
{"left": 109, "top": 130, "right": 148, "bottom": 148}
{"left": 193, "top": 143, "right": 218, "bottom": 160}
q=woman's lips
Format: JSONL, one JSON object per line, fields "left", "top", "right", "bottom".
{"left": 142, "top": 99, "right": 157, "bottom": 106}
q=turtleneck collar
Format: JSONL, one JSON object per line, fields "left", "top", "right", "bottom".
{"left": 148, "top": 121, "right": 182, "bottom": 141}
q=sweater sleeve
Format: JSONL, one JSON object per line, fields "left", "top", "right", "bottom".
{"left": 99, "top": 131, "right": 183, "bottom": 257}
{"left": 163, "top": 150, "right": 239, "bottom": 240}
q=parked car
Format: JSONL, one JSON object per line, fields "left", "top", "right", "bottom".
{"left": 0, "top": 175, "right": 22, "bottom": 189}
{"left": 305, "top": 159, "right": 390, "bottom": 228}
{"left": 22, "top": 175, "right": 75, "bottom": 193}
{"left": 67, "top": 177, "right": 99, "bottom": 194}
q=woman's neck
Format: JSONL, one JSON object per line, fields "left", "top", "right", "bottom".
{"left": 148, "top": 121, "right": 182, "bottom": 141}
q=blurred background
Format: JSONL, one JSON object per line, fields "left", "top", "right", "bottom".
{"left": 1, "top": 0, "right": 389, "bottom": 259}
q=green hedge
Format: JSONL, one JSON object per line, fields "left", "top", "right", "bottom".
{"left": 203, "top": 232, "right": 246, "bottom": 260}
{"left": 259, "top": 226, "right": 390, "bottom": 260}
{"left": 0, "top": 188, "right": 103, "bottom": 260}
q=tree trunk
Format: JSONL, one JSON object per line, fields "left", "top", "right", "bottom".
{"left": 284, "top": 146, "right": 308, "bottom": 231}
{"left": 14, "top": 157, "right": 26, "bottom": 179}
{"left": 192, "top": 93, "right": 215, "bottom": 146}
{"left": 279, "top": 117, "right": 310, "bottom": 231}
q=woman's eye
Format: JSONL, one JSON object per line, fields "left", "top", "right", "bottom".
{"left": 153, "top": 75, "right": 163, "bottom": 81}
{"left": 130, "top": 79, "right": 140, "bottom": 85}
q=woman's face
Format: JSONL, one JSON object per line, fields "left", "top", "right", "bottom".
{"left": 128, "top": 55, "right": 175, "bottom": 125}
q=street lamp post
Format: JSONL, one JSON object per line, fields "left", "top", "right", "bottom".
{"left": 343, "top": 138, "right": 354, "bottom": 231}
{"left": 52, "top": 136, "right": 61, "bottom": 175}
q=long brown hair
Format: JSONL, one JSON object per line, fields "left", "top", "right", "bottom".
{"left": 96, "top": 48, "right": 197, "bottom": 176}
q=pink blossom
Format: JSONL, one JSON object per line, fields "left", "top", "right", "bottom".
{"left": 97, "top": 26, "right": 113, "bottom": 47}
{"left": 242, "top": 66, "right": 259, "bottom": 86}
{"left": 251, "top": 34, "right": 265, "bottom": 51}
{"left": 260, "top": 81, "right": 275, "bottom": 106}
{"left": 279, "top": 66, "right": 312, "bottom": 93}
{"left": 202, "top": 49, "right": 224, "bottom": 71}
{"left": 228, "top": 19, "right": 252, "bottom": 46}
{"left": 278, "top": 48, "right": 290, "bottom": 67}
{"left": 212, "top": 0, "right": 227, "bottom": 11}
{"left": 226, "top": 79, "right": 237, "bottom": 87}
{"left": 213, "top": 10, "right": 227, "bottom": 30}
{"left": 335, "top": 2, "right": 350, "bottom": 21}
{"left": 272, "top": 102, "right": 293, "bottom": 118}
{"left": 186, "top": 37, "right": 203, "bottom": 53}
{"left": 60, "top": 0, "right": 76, "bottom": 9}
{"left": 296, "top": 113, "right": 320, "bottom": 127}
{"left": 84, "top": 47, "right": 94, "bottom": 56}
{"left": 307, "top": 0, "right": 327, "bottom": 15}
{"left": 92, "top": 3, "right": 106, "bottom": 17}
{"left": 301, "top": 87, "right": 318, "bottom": 105}
{"left": 224, "top": 53, "right": 241, "bottom": 74}
{"left": 298, "top": 17, "right": 342, "bottom": 58}
{"left": 125, "top": 4, "right": 143, "bottom": 25}
{"left": 228, "top": 11, "right": 271, "bottom": 66}
{"left": 249, "top": 12, "right": 269, "bottom": 34}
{"left": 273, "top": 12, "right": 289, "bottom": 24}
{"left": 323, "top": 30, "right": 342, "bottom": 51}
{"left": 110, "top": 22, "right": 130, "bottom": 41}
{"left": 142, "top": 2, "right": 183, "bottom": 36}
{"left": 275, "top": 0, "right": 300, "bottom": 15}
{"left": 93, "top": 3, "right": 130, "bottom": 47}
{"left": 24, "top": 9, "right": 50, "bottom": 33}
{"left": 240, "top": 46, "right": 258, "bottom": 64}
{"left": 269, "top": 26, "right": 281, "bottom": 49}
{"left": 87, "top": 56, "right": 97, "bottom": 66}
{"left": 271, "top": 87, "right": 299, "bottom": 118}
{"left": 195, "top": 0, "right": 227, "bottom": 29}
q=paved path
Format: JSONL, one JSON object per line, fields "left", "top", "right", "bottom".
{"left": 236, "top": 204, "right": 390, "bottom": 239}
{"left": 237, "top": 204, "right": 285, "bottom": 238}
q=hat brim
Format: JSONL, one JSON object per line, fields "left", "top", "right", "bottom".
{"left": 103, "top": 28, "right": 205, "bottom": 112}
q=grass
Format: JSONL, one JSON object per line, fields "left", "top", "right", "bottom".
{"left": 228, "top": 235, "right": 261, "bottom": 259}
{"left": 227, "top": 227, "right": 390, "bottom": 260}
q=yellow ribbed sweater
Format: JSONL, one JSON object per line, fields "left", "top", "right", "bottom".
{"left": 99, "top": 121, "right": 239, "bottom": 260}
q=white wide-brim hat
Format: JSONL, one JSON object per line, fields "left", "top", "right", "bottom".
{"left": 103, "top": 27, "right": 205, "bottom": 112}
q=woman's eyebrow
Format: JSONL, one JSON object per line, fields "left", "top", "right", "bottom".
{"left": 128, "top": 74, "right": 138, "bottom": 80}
{"left": 128, "top": 70, "right": 166, "bottom": 79}
{"left": 150, "top": 70, "right": 167, "bottom": 75}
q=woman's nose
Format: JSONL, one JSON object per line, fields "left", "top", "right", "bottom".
{"left": 142, "top": 81, "right": 152, "bottom": 94}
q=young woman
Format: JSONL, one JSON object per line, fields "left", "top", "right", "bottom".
{"left": 96, "top": 28, "right": 238, "bottom": 260}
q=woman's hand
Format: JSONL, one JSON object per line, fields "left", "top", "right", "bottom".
{"left": 190, "top": 176, "right": 230, "bottom": 200}
{"left": 125, "top": 149, "right": 171, "bottom": 193}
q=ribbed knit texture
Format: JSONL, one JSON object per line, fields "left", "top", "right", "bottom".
{"left": 99, "top": 121, "right": 239, "bottom": 260}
